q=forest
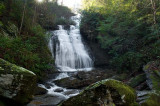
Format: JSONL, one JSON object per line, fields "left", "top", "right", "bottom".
{"left": 81, "top": 0, "right": 160, "bottom": 72}
{"left": 0, "top": 0, "right": 160, "bottom": 106}
{"left": 0, "top": 0, "right": 74, "bottom": 80}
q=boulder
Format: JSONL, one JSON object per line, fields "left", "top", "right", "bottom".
{"left": 35, "top": 86, "right": 47, "bottom": 95}
{"left": 27, "top": 94, "right": 66, "bottom": 106}
{"left": 54, "top": 70, "right": 115, "bottom": 89}
{"left": 137, "top": 91, "right": 160, "bottom": 105}
{"left": 60, "top": 79, "right": 137, "bottom": 106}
{"left": 127, "top": 73, "right": 146, "bottom": 88}
{"left": 143, "top": 61, "right": 160, "bottom": 91}
{"left": 0, "top": 58, "right": 37, "bottom": 104}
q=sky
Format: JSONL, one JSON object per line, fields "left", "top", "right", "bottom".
{"left": 58, "top": 0, "right": 82, "bottom": 9}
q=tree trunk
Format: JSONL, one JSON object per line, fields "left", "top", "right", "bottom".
{"left": 150, "top": 0, "right": 156, "bottom": 25}
{"left": 32, "top": 5, "right": 37, "bottom": 26}
{"left": 19, "top": 0, "right": 27, "bottom": 35}
{"left": 7, "top": 0, "right": 12, "bottom": 16}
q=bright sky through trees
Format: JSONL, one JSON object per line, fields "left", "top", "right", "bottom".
{"left": 58, "top": 0, "right": 82, "bottom": 8}
{"left": 37, "top": 0, "right": 43, "bottom": 2}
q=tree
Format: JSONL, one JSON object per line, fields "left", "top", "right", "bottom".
{"left": 19, "top": 0, "right": 27, "bottom": 35}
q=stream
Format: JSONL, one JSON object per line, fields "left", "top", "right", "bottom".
{"left": 30, "top": 14, "right": 94, "bottom": 105}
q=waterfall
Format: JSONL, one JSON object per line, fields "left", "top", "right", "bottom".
{"left": 36, "top": 15, "right": 93, "bottom": 105}
{"left": 49, "top": 15, "right": 93, "bottom": 72}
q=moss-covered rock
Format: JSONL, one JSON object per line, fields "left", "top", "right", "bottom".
{"left": 60, "top": 79, "right": 137, "bottom": 106}
{"left": 143, "top": 61, "right": 160, "bottom": 91}
{"left": 0, "top": 58, "right": 37, "bottom": 104}
{"left": 141, "top": 91, "right": 160, "bottom": 106}
{"left": 127, "top": 73, "right": 146, "bottom": 88}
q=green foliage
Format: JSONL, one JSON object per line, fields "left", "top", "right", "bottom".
{"left": 37, "top": 2, "right": 74, "bottom": 29}
{"left": 141, "top": 93, "right": 160, "bottom": 106}
{"left": 0, "top": 0, "right": 74, "bottom": 79}
{"left": 55, "top": 18, "right": 75, "bottom": 26}
{"left": 0, "top": 25, "right": 52, "bottom": 76}
{"left": 81, "top": 0, "right": 160, "bottom": 72}
{"left": 0, "top": 2, "right": 5, "bottom": 15}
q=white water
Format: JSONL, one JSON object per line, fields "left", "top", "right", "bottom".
{"left": 38, "top": 14, "right": 93, "bottom": 105}
{"left": 49, "top": 15, "right": 93, "bottom": 72}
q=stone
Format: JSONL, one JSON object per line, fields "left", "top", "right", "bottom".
{"left": 139, "top": 91, "right": 160, "bottom": 105}
{"left": 60, "top": 79, "right": 137, "bottom": 106}
{"left": 27, "top": 94, "right": 66, "bottom": 106}
{"left": 35, "top": 86, "right": 47, "bottom": 95}
{"left": 143, "top": 61, "right": 160, "bottom": 91}
{"left": 54, "top": 69, "right": 115, "bottom": 89}
{"left": 54, "top": 88, "right": 64, "bottom": 93}
{"left": 0, "top": 58, "right": 37, "bottom": 104}
{"left": 127, "top": 73, "right": 146, "bottom": 88}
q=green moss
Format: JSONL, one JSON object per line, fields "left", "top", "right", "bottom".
{"left": 150, "top": 75, "right": 160, "bottom": 91}
{"left": 112, "top": 73, "right": 128, "bottom": 81}
{"left": 0, "top": 58, "right": 37, "bottom": 104}
{"left": 61, "top": 79, "right": 137, "bottom": 106}
{"left": 144, "top": 61, "right": 160, "bottom": 91}
{"left": 154, "top": 70, "right": 160, "bottom": 77}
{"left": 0, "top": 101, "right": 5, "bottom": 106}
{"left": 141, "top": 93, "right": 160, "bottom": 106}
{"left": 128, "top": 74, "right": 146, "bottom": 88}
{"left": 0, "top": 58, "right": 36, "bottom": 76}
{"left": 0, "top": 67, "right": 4, "bottom": 71}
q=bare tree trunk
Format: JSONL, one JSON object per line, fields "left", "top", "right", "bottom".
{"left": 19, "top": 0, "right": 27, "bottom": 35}
{"left": 32, "top": 5, "right": 37, "bottom": 26}
{"left": 150, "top": 0, "right": 156, "bottom": 25}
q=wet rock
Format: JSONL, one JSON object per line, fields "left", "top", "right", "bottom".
{"left": 54, "top": 69, "right": 115, "bottom": 89}
{"left": 63, "top": 89, "right": 79, "bottom": 96}
{"left": 143, "top": 61, "right": 160, "bottom": 91}
{"left": 55, "top": 88, "right": 64, "bottom": 93}
{"left": 0, "top": 58, "right": 37, "bottom": 104}
{"left": 60, "top": 79, "right": 137, "bottom": 106}
{"left": 43, "top": 83, "right": 53, "bottom": 89}
{"left": 27, "top": 94, "right": 66, "bottom": 106}
{"left": 35, "top": 86, "right": 47, "bottom": 95}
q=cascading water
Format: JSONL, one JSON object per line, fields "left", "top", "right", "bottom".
{"left": 37, "top": 14, "right": 93, "bottom": 105}
{"left": 49, "top": 15, "right": 93, "bottom": 72}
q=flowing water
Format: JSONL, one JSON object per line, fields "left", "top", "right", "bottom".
{"left": 38, "top": 14, "right": 93, "bottom": 105}
{"left": 49, "top": 15, "right": 93, "bottom": 72}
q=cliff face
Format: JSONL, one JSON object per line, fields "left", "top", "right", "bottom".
{"left": 80, "top": 27, "right": 109, "bottom": 68}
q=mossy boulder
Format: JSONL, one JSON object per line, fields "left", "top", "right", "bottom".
{"left": 143, "top": 61, "right": 160, "bottom": 91}
{"left": 141, "top": 91, "right": 160, "bottom": 106}
{"left": 0, "top": 58, "right": 37, "bottom": 104}
{"left": 60, "top": 79, "right": 137, "bottom": 106}
{"left": 127, "top": 73, "right": 146, "bottom": 88}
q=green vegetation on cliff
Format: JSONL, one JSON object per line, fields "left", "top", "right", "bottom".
{"left": 0, "top": 0, "right": 74, "bottom": 79}
{"left": 81, "top": 0, "right": 160, "bottom": 72}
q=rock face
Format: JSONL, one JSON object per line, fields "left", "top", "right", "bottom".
{"left": 143, "top": 61, "right": 160, "bottom": 91}
{"left": 0, "top": 58, "right": 37, "bottom": 104}
{"left": 80, "top": 29, "right": 109, "bottom": 68}
{"left": 60, "top": 79, "right": 137, "bottom": 106}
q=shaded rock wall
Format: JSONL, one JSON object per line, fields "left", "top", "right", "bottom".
{"left": 80, "top": 29, "right": 110, "bottom": 68}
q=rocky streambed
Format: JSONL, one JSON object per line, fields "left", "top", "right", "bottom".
{"left": 0, "top": 58, "right": 160, "bottom": 106}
